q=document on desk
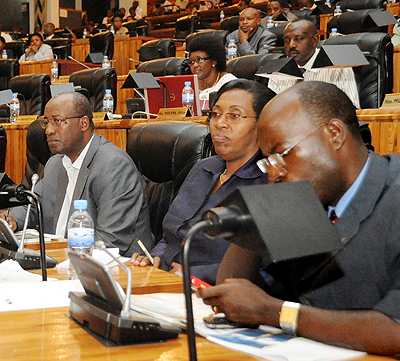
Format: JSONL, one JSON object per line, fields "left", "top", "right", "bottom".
{"left": 0, "top": 279, "right": 84, "bottom": 312}
{"left": 130, "top": 293, "right": 366, "bottom": 361}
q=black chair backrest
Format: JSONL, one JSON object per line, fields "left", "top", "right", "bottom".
{"left": 175, "top": 15, "right": 200, "bottom": 40}
{"left": 220, "top": 16, "right": 240, "bottom": 34}
{"left": 336, "top": 0, "right": 384, "bottom": 11}
{"left": 0, "top": 126, "right": 6, "bottom": 172}
{"left": 127, "top": 121, "right": 212, "bottom": 242}
{"left": 138, "top": 39, "right": 176, "bottom": 62}
{"left": 44, "top": 38, "right": 72, "bottom": 60}
{"left": 89, "top": 31, "right": 114, "bottom": 60}
{"left": 327, "top": 9, "right": 393, "bottom": 35}
{"left": 266, "top": 25, "right": 286, "bottom": 47}
{"left": 69, "top": 67, "right": 117, "bottom": 112}
{"left": 291, "top": 10, "right": 319, "bottom": 27}
{"left": 136, "top": 57, "right": 190, "bottom": 76}
{"left": 323, "top": 32, "right": 393, "bottom": 108}
{"left": 9, "top": 73, "right": 51, "bottom": 115}
{"left": 226, "top": 53, "right": 285, "bottom": 81}
{"left": 185, "top": 30, "right": 229, "bottom": 49}
{"left": 4, "top": 41, "right": 27, "bottom": 60}
{"left": 53, "top": 29, "right": 73, "bottom": 40}
{"left": 0, "top": 59, "right": 19, "bottom": 90}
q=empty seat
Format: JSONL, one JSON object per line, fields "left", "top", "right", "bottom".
{"left": 138, "top": 39, "right": 176, "bottom": 62}
{"left": 89, "top": 31, "right": 114, "bottom": 60}
{"left": 136, "top": 57, "right": 190, "bottom": 76}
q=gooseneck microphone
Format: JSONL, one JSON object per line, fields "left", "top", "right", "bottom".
{"left": 95, "top": 240, "right": 132, "bottom": 318}
{"left": 19, "top": 174, "right": 39, "bottom": 251}
{"left": 68, "top": 55, "right": 91, "bottom": 69}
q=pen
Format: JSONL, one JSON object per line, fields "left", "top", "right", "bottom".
{"left": 137, "top": 239, "right": 154, "bottom": 265}
{"left": 6, "top": 209, "right": 10, "bottom": 224}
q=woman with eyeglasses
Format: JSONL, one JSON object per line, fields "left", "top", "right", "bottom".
{"left": 131, "top": 79, "right": 275, "bottom": 285}
{"left": 187, "top": 34, "right": 237, "bottom": 111}
{"left": 19, "top": 33, "right": 53, "bottom": 63}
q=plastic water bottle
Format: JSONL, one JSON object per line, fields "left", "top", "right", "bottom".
{"left": 83, "top": 28, "right": 88, "bottom": 39}
{"left": 325, "top": 0, "right": 331, "bottom": 7}
{"left": 67, "top": 199, "right": 94, "bottom": 280}
{"left": 266, "top": 16, "right": 275, "bottom": 29}
{"left": 182, "top": 81, "right": 194, "bottom": 115}
{"left": 227, "top": 39, "right": 237, "bottom": 61}
{"left": 220, "top": 10, "right": 225, "bottom": 22}
{"left": 334, "top": 5, "right": 342, "bottom": 16}
{"left": 10, "top": 93, "right": 19, "bottom": 123}
{"left": 102, "top": 55, "right": 110, "bottom": 68}
{"left": 110, "top": 25, "right": 115, "bottom": 34}
{"left": 329, "top": 28, "right": 339, "bottom": 38}
{"left": 103, "top": 89, "right": 114, "bottom": 119}
{"left": 51, "top": 61, "right": 59, "bottom": 82}
{"left": 2, "top": 50, "right": 7, "bottom": 59}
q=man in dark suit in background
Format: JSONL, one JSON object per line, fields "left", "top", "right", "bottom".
{"left": 199, "top": 81, "right": 400, "bottom": 356}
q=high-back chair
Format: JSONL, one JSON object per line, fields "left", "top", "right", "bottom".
{"left": 126, "top": 121, "right": 212, "bottom": 242}
{"left": 174, "top": 15, "right": 200, "bottom": 41}
{"left": 185, "top": 30, "right": 229, "bottom": 49}
{"left": 9, "top": 73, "right": 51, "bottom": 115}
{"left": 44, "top": 38, "right": 72, "bottom": 60}
{"left": 69, "top": 67, "right": 117, "bottom": 112}
{"left": 138, "top": 39, "right": 176, "bottom": 63}
{"left": 89, "top": 31, "right": 114, "bottom": 59}
{"left": 4, "top": 40, "right": 28, "bottom": 60}
{"left": 136, "top": 57, "right": 190, "bottom": 76}
{"left": 323, "top": 32, "right": 393, "bottom": 108}
{"left": 0, "top": 59, "right": 19, "bottom": 90}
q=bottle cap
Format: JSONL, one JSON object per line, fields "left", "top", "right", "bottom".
{"left": 185, "top": 81, "right": 191, "bottom": 86}
{"left": 230, "top": 39, "right": 235, "bottom": 43}
{"left": 336, "top": 5, "right": 340, "bottom": 8}
{"left": 12, "top": 93, "right": 17, "bottom": 98}
{"left": 74, "top": 199, "right": 88, "bottom": 210}
{"left": 332, "top": 28, "right": 337, "bottom": 32}
{"left": 269, "top": 16, "right": 272, "bottom": 19}
{"left": 105, "top": 89, "right": 111, "bottom": 94}
{"left": 53, "top": 61, "right": 56, "bottom": 65}
{"left": 104, "top": 55, "right": 108, "bottom": 59}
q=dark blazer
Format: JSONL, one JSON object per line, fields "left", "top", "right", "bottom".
{"left": 12, "top": 133, "right": 154, "bottom": 256}
{"left": 268, "top": 152, "right": 400, "bottom": 320}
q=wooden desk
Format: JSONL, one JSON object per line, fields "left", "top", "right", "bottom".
{"left": 19, "top": 59, "right": 99, "bottom": 76}
{"left": 393, "top": 46, "right": 400, "bottom": 94}
{"left": 0, "top": 248, "right": 393, "bottom": 361}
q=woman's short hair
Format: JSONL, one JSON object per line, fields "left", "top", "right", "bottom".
{"left": 211, "top": 79, "right": 276, "bottom": 120}
{"left": 187, "top": 34, "right": 226, "bottom": 72}
{"left": 28, "top": 32, "right": 44, "bottom": 45}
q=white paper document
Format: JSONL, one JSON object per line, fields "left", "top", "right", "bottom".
{"left": 0, "top": 279, "right": 84, "bottom": 312}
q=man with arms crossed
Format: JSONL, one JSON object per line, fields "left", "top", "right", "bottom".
{"left": 199, "top": 81, "right": 400, "bottom": 356}
{"left": 268, "top": 19, "right": 360, "bottom": 108}
{"left": 226, "top": 7, "right": 277, "bottom": 57}
{"left": 1, "top": 92, "right": 154, "bottom": 256}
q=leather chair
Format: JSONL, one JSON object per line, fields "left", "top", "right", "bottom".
{"left": 220, "top": 16, "right": 240, "bottom": 34}
{"left": 323, "top": 32, "right": 393, "bottom": 108}
{"left": 226, "top": 53, "right": 285, "bottom": 81}
{"left": 185, "top": 30, "right": 229, "bottom": 49}
{"left": 291, "top": 10, "right": 319, "bottom": 27}
{"left": 267, "top": 25, "right": 286, "bottom": 47}
{"left": 53, "top": 29, "right": 73, "bottom": 40}
{"left": 126, "top": 121, "right": 213, "bottom": 242}
{"left": 0, "top": 126, "right": 7, "bottom": 173}
{"left": 336, "top": 0, "right": 384, "bottom": 11}
{"left": 174, "top": 15, "right": 201, "bottom": 41}
{"left": 138, "top": 39, "right": 176, "bottom": 62}
{"left": 123, "top": 20, "right": 149, "bottom": 37}
{"left": 327, "top": 9, "right": 394, "bottom": 35}
{"left": 136, "top": 57, "right": 190, "bottom": 76}
{"left": 9, "top": 73, "right": 51, "bottom": 115}
{"left": 0, "top": 59, "right": 19, "bottom": 90}
{"left": 4, "top": 41, "right": 27, "bottom": 60}
{"left": 44, "top": 38, "right": 72, "bottom": 60}
{"left": 89, "top": 31, "right": 114, "bottom": 60}
{"left": 69, "top": 67, "right": 117, "bottom": 112}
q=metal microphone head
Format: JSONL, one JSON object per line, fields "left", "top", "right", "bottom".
{"left": 32, "top": 174, "right": 39, "bottom": 186}
{"left": 95, "top": 240, "right": 106, "bottom": 250}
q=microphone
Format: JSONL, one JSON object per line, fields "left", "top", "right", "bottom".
{"left": 19, "top": 174, "right": 39, "bottom": 251}
{"left": 95, "top": 240, "right": 132, "bottom": 318}
{"left": 201, "top": 205, "right": 253, "bottom": 239}
{"left": 67, "top": 55, "right": 91, "bottom": 69}
{"left": 129, "top": 58, "right": 143, "bottom": 64}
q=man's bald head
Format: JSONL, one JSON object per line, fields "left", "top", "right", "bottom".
{"left": 240, "top": 7, "right": 260, "bottom": 19}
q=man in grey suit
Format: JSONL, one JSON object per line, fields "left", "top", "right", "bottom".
{"left": 2, "top": 92, "right": 154, "bottom": 256}
{"left": 199, "top": 81, "right": 400, "bottom": 356}
{"left": 226, "top": 8, "right": 277, "bottom": 58}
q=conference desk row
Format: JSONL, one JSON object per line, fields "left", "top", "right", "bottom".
{"left": 0, "top": 247, "right": 393, "bottom": 361}
{"left": 4, "top": 107, "right": 400, "bottom": 185}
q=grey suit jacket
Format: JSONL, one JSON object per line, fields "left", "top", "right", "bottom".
{"left": 226, "top": 27, "right": 277, "bottom": 57}
{"left": 267, "top": 152, "right": 400, "bottom": 320}
{"left": 12, "top": 133, "right": 154, "bottom": 256}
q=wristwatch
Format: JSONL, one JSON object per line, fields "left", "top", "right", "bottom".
{"left": 279, "top": 301, "right": 301, "bottom": 335}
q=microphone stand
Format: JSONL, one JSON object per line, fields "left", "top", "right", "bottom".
{"left": 182, "top": 219, "right": 214, "bottom": 361}
{"left": 67, "top": 56, "right": 91, "bottom": 69}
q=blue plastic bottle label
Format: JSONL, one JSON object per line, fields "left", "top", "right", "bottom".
{"left": 68, "top": 228, "right": 94, "bottom": 247}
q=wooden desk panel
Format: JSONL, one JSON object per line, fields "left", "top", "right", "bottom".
{"left": 393, "top": 46, "right": 400, "bottom": 94}
{"left": 71, "top": 39, "right": 90, "bottom": 62}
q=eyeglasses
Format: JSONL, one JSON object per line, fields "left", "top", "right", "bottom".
{"left": 188, "top": 57, "right": 210, "bottom": 66}
{"left": 208, "top": 111, "right": 257, "bottom": 124}
{"left": 257, "top": 122, "right": 328, "bottom": 174}
{"left": 40, "top": 115, "right": 85, "bottom": 129}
